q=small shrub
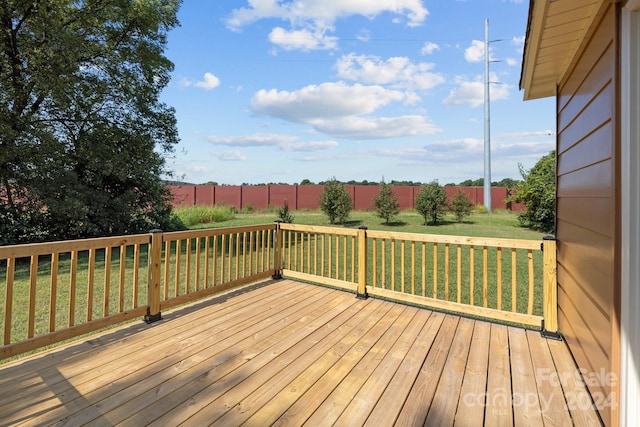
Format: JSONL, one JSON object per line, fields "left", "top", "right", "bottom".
{"left": 415, "top": 181, "right": 448, "bottom": 225}
{"left": 450, "top": 190, "right": 474, "bottom": 222}
{"left": 277, "top": 200, "right": 294, "bottom": 223}
{"left": 372, "top": 180, "right": 400, "bottom": 224}
{"left": 474, "top": 205, "right": 489, "bottom": 214}
{"left": 319, "top": 177, "right": 352, "bottom": 224}
{"left": 243, "top": 202, "right": 254, "bottom": 213}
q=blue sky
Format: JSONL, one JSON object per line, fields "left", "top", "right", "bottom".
{"left": 159, "top": 0, "right": 555, "bottom": 185}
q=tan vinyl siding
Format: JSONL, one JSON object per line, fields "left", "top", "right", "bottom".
{"left": 556, "top": 3, "right": 619, "bottom": 426}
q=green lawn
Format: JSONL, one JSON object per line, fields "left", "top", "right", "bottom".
{"left": 190, "top": 208, "right": 547, "bottom": 241}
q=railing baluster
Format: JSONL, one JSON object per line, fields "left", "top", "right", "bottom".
{"left": 411, "top": 241, "right": 416, "bottom": 295}
{"left": 527, "top": 249, "right": 534, "bottom": 315}
{"left": 470, "top": 246, "right": 475, "bottom": 305}
{"left": 195, "top": 237, "right": 201, "bottom": 291}
{"left": 119, "top": 245, "right": 126, "bottom": 312}
{"left": 49, "top": 253, "right": 58, "bottom": 332}
{"left": 174, "top": 240, "right": 181, "bottom": 297}
{"left": 372, "top": 238, "right": 378, "bottom": 288}
{"left": 381, "top": 239, "right": 386, "bottom": 289}
{"left": 512, "top": 248, "right": 517, "bottom": 312}
{"left": 444, "top": 243, "right": 450, "bottom": 301}
{"left": 457, "top": 244, "right": 462, "bottom": 303}
{"left": 133, "top": 243, "right": 140, "bottom": 307}
{"left": 401, "top": 240, "right": 406, "bottom": 293}
{"left": 213, "top": 235, "right": 219, "bottom": 285}
{"left": 69, "top": 251, "right": 78, "bottom": 328}
{"left": 391, "top": 239, "right": 396, "bottom": 292}
{"left": 163, "top": 241, "right": 170, "bottom": 299}
{"left": 483, "top": 246, "right": 488, "bottom": 307}
{"left": 497, "top": 247, "right": 502, "bottom": 310}
{"left": 88, "top": 248, "right": 96, "bottom": 321}
{"left": 421, "top": 242, "right": 426, "bottom": 297}
{"left": 4, "top": 258, "right": 15, "bottom": 345}
{"left": 104, "top": 247, "right": 111, "bottom": 316}
{"left": 433, "top": 243, "right": 438, "bottom": 298}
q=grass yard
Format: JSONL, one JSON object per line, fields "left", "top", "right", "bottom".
{"left": 188, "top": 208, "right": 547, "bottom": 241}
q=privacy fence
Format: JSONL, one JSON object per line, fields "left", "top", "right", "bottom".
{"left": 168, "top": 184, "right": 524, "bottom": 211}
{"left": 1, "top": 223, "right": 555, "bottom": 361}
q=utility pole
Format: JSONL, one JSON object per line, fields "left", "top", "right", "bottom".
{"left": 484, "top": 18, "right": 492, "bottom": 212}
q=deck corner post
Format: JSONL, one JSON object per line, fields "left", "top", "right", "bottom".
{"left": 541, "top": 235, "right": 559, "bottom": 337}
{"left": 356, "top": 226, "right": 368, "bottom": 299}
{"left": 272, "top": 221, "right": 283, "bottom": 280}
{"left": 145, "top": 229, "right": 163, "bottom": 324}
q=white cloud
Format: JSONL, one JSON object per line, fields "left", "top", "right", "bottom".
{"left": 512, "top": 35, "right": 525, "bottom": 54}
{"left": 251, "top": 82, "right": 407, "bottom": 122}
{"left": 443, "top": 73, "right": 511, "bottom": 107}
{"left": 215, "top": 150, "right": 247, "bottom": 161}
{"left": 312, "top": 115, "right": 441, "bottom": 139}
{"left": 464, "top": 40, "right": 488, "bottom": 63}
{"left": 207, "top": 133, "right": 338, "bottom": 151}
{"left": 226, "top": 0, "right": 429, "bottom": 29}
{"left": 506, "top": 58, "right": 519, "bottom": 67}
{"left": 180, "top": 72, "right": 221, "bottom": 90}
{"left": 335, "top": 53, "right": 445, "bottom": 91}
{"left": 250, "top": 81, "right": 440, "bottom": 139}
{"left": 421, "top": 41, "right": 440, "bottom": 55}
{"left": 269, "top": 26, "right": 338, "bottom": 51}
{"left": 226, "top": 0, "right": 429, "bottom": 51}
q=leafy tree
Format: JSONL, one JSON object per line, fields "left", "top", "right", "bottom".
{"left": 372, "top": 180, "right": 399, "bottom": 224}
{"left": 319, "top": 178, "right": 352, "bottom": 224}
{"left": 0, "top": 0, "right": 181, "bottom": 243}
{"left": 450, "top": 190, "right": 473, "bottom": 222}
{"left": 299, "top": 179, "right": 313, "bottom": 185}
{"left": 512, "top": 151, "right": 556, "bottom": 232}
{"left": 415, "top": 181, "right": 448, "bottom": 225}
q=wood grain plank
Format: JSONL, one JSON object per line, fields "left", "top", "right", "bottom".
{"left": 454, "top": 320, "right": 491, "bottom": 427}
{"left": 526, "top": 330, "right": 573, "bottom": 426}
{"left": 424, "top": 316, "right": 475, "bottom": 426}
{"left": 484, "top": 323, "right": 513, "bottom": 426}
{"left": 508, "top": 327, "right": 544, "bottom": 427}
{"left": 392, "top": 314, "right": 460, "bottom": 426}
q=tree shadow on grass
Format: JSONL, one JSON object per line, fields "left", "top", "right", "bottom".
{"left": 383, "top": 220, "right": 408, "bottom": 227}
{"left": 340, "top": 219, "right": 363, "bottom": 227}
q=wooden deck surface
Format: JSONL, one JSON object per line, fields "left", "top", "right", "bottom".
{"left": 0, "top": 279, "right": 601, "bottom": 426}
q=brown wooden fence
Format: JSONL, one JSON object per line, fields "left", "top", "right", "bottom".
{"left": 168, "top": 185, "right": 524, "bottom": 211}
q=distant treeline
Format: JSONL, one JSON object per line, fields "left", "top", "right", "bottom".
{"left": 191, "top": 177, "right": 522, "bottom": 188}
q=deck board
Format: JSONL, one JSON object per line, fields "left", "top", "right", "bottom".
{"left": 0, "top": 279, "right": 602, "bottom": 426}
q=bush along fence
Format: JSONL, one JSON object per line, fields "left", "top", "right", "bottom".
{"left": 168, "top": 184, "right": 525, "bottom": 212}
{"left": 0, "top": 224, "right": 556, "bottom": 360}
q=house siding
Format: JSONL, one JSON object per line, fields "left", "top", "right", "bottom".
{"left": 556, "top": 3, "right": 620, "bottom": 426}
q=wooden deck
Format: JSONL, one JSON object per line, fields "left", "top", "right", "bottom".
{"left": 0, "top": 279, "right": 601, "bottom": 426}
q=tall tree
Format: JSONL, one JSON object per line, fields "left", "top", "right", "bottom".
{"left": 512, "top": 150, "right": 556, "bottom": 232}
{"left": 0, "top": 0, "right": 181, "bottom": 243}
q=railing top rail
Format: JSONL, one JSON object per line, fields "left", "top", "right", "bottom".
{"left": 0, "top": 234, "right": 151, "bottom": 259}
{"left": 365, "top": 229, "right": 541, "bottom": 250}
{"left": 279, "top": 223, "right": 360, "bottom": 236}
{"left": 162, "top": 223, "right": 277, "bottom": 241}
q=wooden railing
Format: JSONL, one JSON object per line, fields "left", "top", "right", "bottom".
{"left": 278, "top": 223, "right": 558, "bottom": 333}
{"left": 1, "top": 222, "right": 557, "bottom": 360}
{"left": 0, "top": 225, "right": 277, "bottom": 360}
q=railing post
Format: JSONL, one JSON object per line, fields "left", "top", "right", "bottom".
{"left": 541, "top": 235, "right": 560, "bottom": 339}
{"left": 272, "top": 221, "right": 283, "bottom": 280}
{"left": 356, "top": 226, "right": 368, "bottom": 299}
{"left": 145, "top": 229, "right": 163, "bottom": 324}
